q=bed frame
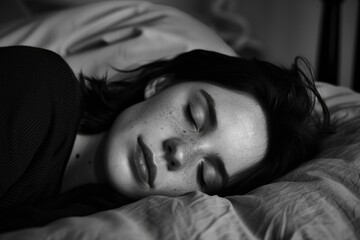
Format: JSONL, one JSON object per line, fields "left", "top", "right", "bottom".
{"left": 317, "top": 0, "right": 359, "bottom": 91}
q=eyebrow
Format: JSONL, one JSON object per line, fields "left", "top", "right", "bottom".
{"left": 199, "top": 89, "right": 217, "bottom": 131}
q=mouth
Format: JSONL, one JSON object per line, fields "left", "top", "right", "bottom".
{"left": 133, "top": 136, "right": 157, "bottom": 188}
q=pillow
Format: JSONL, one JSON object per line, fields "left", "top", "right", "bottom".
{"left": 314, "top": 82, "right": 360, "bottom": 163}
{"left": 0, "top": 1, "right": 236, "bottom": 79}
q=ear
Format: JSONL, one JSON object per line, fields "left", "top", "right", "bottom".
{"left": 144, "top": 76, "right": 171, "bottom": 99}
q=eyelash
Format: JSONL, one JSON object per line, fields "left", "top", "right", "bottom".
{"left": 186, "top": 103, "right": 198, "bottom": 131}
{"left": 198, "top": 162, "right": 207, "bottom": 190}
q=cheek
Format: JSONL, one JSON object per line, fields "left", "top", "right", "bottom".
{"left": 138, "top": 103, "right": 185, "bottom": 138}
{"left": 126, "top": 100, "right": 179, "bottom": 126}
{"left": 156, "top": 168, "right": 198, "bottom": 196}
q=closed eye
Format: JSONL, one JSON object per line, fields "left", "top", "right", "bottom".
{"left": 187, "top": 101, "right": 206, "bottom": 132}
{"left": 197, "top": 162, "right": 206, "bottom": 190}
{"left": 197, "top": 160, "right": 223, "bottom": 192}
{"left": 185, "top": 103, "right": 198, "bottom": 131}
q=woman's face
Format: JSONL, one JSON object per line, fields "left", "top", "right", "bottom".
{"left": 103, "top": 81, "right": 267, "bottom": 199}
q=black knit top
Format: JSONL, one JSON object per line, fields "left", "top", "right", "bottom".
{"left": 0, "top": 46, "right": 130, "bottom": 233}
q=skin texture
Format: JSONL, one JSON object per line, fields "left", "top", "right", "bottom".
{"left": 102, "top": 81, "right": 268, "bottom": 199}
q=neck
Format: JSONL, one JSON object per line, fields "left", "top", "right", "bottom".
{"left": 61, "top": 132, "right": 106, "bottom": 193}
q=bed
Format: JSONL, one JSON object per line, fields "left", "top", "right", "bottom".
{"left": 0, "top": 1, "right": 360, "bottom": 239}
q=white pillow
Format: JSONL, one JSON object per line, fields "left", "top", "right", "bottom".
{"left": 0, "top": 1, "right": 236, "bottom": 79}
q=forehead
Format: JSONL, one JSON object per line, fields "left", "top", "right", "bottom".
{"left": 167, "top": 81, "right": 268, "bottom": 176}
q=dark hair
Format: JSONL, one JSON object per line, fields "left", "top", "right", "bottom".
{"left": 78, "top": 49, "right": 333, "bottom": 196}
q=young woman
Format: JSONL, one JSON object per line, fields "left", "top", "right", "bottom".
{"left": 0, "top": 46, "right": 332, "bottom": 232}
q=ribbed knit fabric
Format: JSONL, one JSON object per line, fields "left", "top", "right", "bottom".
{"left": 0, "top": 46, "right": 82, "bottom": 207}
{"left": 0, "top": 46, "right": 131, "bottom": 233}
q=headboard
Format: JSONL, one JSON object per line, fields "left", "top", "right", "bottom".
{"left": 317, "top": 0, "right": 359, "bottom": 91}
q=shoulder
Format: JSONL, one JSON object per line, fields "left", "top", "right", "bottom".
{"left": 0, "top": 46, "right": 81, "bottom": 101}
{"left": 1, "top": 46, "right": 67, "bottom": 66}
{"left": 1, "top": 46, "right": 75, "bottom": 80}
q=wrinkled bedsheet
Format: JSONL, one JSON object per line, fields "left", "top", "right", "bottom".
{"left": 1, "top": 2, "right": 360, "bottom": 240}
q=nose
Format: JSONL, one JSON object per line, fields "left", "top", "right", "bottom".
{"left": 163, "top": 137, "right": 201, "bottom": 171}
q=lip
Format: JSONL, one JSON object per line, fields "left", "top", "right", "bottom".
{"left": 133, "top": 136, "right": 157, "bottom": 188}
